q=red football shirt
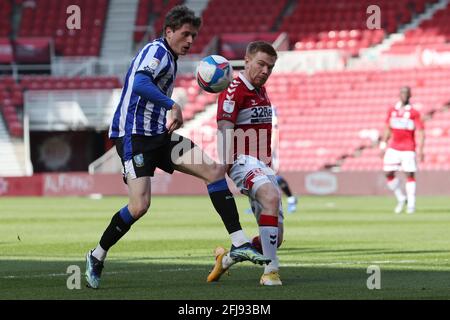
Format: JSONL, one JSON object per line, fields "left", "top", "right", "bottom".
{"left": 217, "top": 72, "right": 273, "bottom": 166}
{"left": 385, "top": 102, "right": 424, "bottom": 151}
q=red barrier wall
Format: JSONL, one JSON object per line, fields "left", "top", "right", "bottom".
{"left": 281, "top": 171, "right": 450, "bottom": 196}
{"left": 0, "top": 171, "right": 449, "bottom": 197}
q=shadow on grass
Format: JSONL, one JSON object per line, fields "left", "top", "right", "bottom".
{"left": 0, "top": 259, "right": 449, "bottom": 300}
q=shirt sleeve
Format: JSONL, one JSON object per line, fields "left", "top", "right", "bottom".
{"left": 132, "top": 73, "right": 174, "bottom": 110}
{"left": 217, "top": 86, "right": 242, "bottom": 124}
{"left": 135, "top": 45, "right": 170, "bottom": 81}
{"left": 385, "top": 108, "right": 392, "bottom": 125}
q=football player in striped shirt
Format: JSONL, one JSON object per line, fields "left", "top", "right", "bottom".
{"left": 85, "top": 6, "right": 270, "bottom": 289}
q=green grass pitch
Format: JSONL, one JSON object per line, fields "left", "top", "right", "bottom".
{"left": 0, "top": 195, "right": 449, "bottom": 300}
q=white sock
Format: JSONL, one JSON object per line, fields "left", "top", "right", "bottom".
{"left": 92, "top": 244, "right": 107, "bottom": 261}
{"left": 259, "top": 226, "right": 279, "bottom": 274}
{"left": 230, "top": 230, "right": 249, "bottom": 248}
{"left": 387, "top": 178, "right": 405, "bottom": 202}
{"left": 405, "top": 180, "right": 416, "bottom": 208}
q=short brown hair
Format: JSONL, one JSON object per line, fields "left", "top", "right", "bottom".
{"left": 246, "top": 41, "right": 277, "bottom": 58}
{"left": 163, "top": 5, "right": 202, "bottom": 36}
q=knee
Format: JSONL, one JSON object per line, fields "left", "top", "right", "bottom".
{"left": 128, "top": 198, "right": 150, "bottom": 219}
{"left": 259, "top": 187, "right": 281, "bottom": 213}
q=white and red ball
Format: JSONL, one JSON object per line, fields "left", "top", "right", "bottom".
{"left": 195, "top": 55, "right": 233, "bottom": 93}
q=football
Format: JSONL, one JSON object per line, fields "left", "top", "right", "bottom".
{"left": 195, "top": 55, "right": 233, "bottom": 93}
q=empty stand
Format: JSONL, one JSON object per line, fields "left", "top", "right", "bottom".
{"left": 281, "top": 0, "right": 437, "bottom": 56}
{"left": 174, "top": 74, "right": 217, "bottom": 121}
{"left": 19, "top": 76, "right": 122, "bottom": 90}
{"left": 0, "top": 76, "right": 122, "bottom": 137}
{"left": 388, "top": 1, "right": 450, "bottom": 54}
{"left": 0, "top": 1, "right": 12, "bottom": 37}
{"left": 420, "top": 108, "right": 450, "bottom": 170}
{"left": 190, "top": 0, "right": 287, "bottom": 54}
{"left": 179, "top": 66, "right": 450, "bottom": 172}
{"left": 135, "top": 0, "right": 182, "bottom": 45}
{"left": 134, "top": 0, "right": 152, "bottom": 43}
{"left": 0, "top": 77, "right": 22, "bottom": 137}
{"left": 18, "top": 0, "right": 109, "bottom": 56}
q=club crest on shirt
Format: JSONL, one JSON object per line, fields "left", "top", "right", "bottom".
{"left": 223, "top": 100, "right": 235, "bottom": 113}
{"left": 133, "top": 154, "right": 145, "bottom": 167}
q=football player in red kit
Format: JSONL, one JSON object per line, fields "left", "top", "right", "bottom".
{"left": 207, "top": 41, "right": 283, "bottom": 285}
{"left": 379, "top": 86, "right": 425, "bottom": 214}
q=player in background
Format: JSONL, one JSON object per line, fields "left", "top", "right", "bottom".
{"left": 207, "top": 41, "right": 283, "bottom": 286}
{"left": 271, "top": 105, "right": 298, "bottom": 213}
{"left": 85, "top": 6, "right": 270, "bottom": 289}
{"left": 379, "top": 86, "right": 425, "bottom": 214}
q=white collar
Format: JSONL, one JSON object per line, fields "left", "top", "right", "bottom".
{"left": 395, "top": 101, "right": 411, "bottom": 111}
{"left": 238, "top": 72, "right": 255, "bottom": 91}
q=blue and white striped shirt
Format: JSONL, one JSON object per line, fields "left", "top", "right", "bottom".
{"left": 109, "top": 38, "right": 177, "bottom": 142}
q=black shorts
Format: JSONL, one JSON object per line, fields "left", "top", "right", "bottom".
{"left": 114, "top": 132, "right": 195, "bottom": 182}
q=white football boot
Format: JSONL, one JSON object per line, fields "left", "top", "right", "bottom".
{"left": 394, "top": 198, "right": 406, "bottom": 214}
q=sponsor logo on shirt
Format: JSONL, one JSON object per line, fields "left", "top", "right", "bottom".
{"left": 235, "top": 106, "right": 273, "bottom": 125}
{"left": 390, "top": 118, "right": 415, "bottom": 130}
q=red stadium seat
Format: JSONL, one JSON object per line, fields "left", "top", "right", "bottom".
{"left": 17, "top": 0, "right": 108, "bottom": 57}
{"left": 282, "top": 0, "right": 437, "bottom": 55}
{"left": 385, "top": 1, "right": 450, "bottom": 54}
{"left": 174, "top": 66, "right": 449, "bottom": 172}
{"left": 187, "top": 0, "right": 288, "bottom": 54}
